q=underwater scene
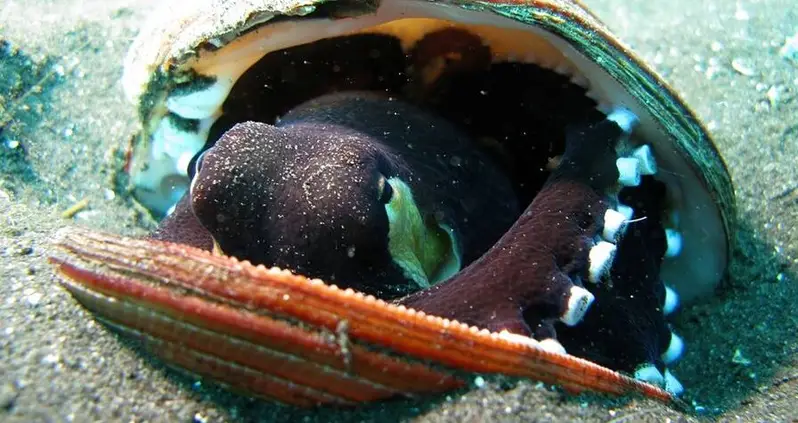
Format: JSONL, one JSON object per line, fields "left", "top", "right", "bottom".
{"left": 1, "top": 0, "right": 797, "bottom": 421}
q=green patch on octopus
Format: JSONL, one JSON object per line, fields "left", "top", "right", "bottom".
{"left": 382, "top": 176, "right": 461, "bottom": 289}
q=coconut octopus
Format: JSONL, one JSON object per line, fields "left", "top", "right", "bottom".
{"left": 49, "top": 0, "right": 736, "bottom": 407}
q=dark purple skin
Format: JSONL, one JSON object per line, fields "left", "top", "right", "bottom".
{"left": 557, "top": 177, "right": 672, "bottom": 373}
{"left": 151, "top": 92, "right": 673, "bottom": 374}
{"left": 401, "top": 118, "right": 621, "bottom": 340}
{"left": 151, "top": 195, "right": 213, "bottom": 250}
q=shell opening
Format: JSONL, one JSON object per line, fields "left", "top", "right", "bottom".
{"left": 125, "top": 0, "right": 727, "bottom": 305}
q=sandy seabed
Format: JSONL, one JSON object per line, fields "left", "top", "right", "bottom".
{"left": 1, "top": 0, "right": 797, "bottom": 421}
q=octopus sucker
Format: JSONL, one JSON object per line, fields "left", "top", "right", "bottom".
{"left": 49, "top": 0, "right": 735, "bottom": 407}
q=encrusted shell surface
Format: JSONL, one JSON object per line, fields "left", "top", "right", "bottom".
{"left": 123, "top": 0, "right": 327, "bottom": 104}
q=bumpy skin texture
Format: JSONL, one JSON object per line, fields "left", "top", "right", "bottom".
{"left": 401, "top": 119, "right": 622, "bottom": 339}
{"left": 558, "top": 178, "right": 672, "bottom": 373}
{"left": 151, "top": 195, "right": 213, "bottom": 250}
{"left": 187, "top": 92, "right": 519, "bottom": 298}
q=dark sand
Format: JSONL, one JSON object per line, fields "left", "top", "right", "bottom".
{"left": 1, "top": 0, "right": 797, "bottom": 421}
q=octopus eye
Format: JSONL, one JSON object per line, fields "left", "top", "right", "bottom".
{"left": 189, "top": 149, "right": 209, "bottom": 180}
{"left": 377, "top": 175, "right": 394, "bottom": 204}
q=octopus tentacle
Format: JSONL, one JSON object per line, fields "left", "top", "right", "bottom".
{"left": 400, "top": 112, "right": 631, "bottom": 341}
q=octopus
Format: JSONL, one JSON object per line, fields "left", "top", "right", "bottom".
{"left": 49, "top": 0, "right": 736, "bottom": 407}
